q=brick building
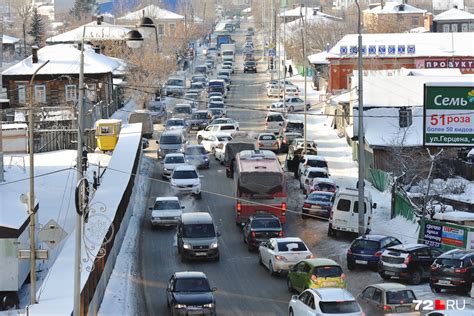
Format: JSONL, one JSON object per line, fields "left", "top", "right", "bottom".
{"left": 363, "top": 1, "right": 427, "bottom": 33}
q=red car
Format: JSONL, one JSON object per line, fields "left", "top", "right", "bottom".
{"left": 308, "top": 177, "right": 338, "bottom": 194}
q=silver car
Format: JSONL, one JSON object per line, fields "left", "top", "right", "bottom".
{"left": 257, "top": 133, "right": 279, "bottom": 152}
{"left": 149, "top": 197, "right": 184, "bottom": 226}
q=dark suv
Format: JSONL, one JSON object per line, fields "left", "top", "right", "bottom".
{"left": 430, "top": 249, "right": 474, "bottom": 294}
{"left": 347, "top": 235, "right": 402, "bottom": 270}
{"left": 379, "top": 244, "right": 443, "bottom": 285}
{"left": 242, "top": 214, "right": 283, "bottom": 251}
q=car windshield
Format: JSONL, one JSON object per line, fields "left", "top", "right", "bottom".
{"left": 435, "top": 258, "right": 463, "bottom": 268}
{"left": 267, "top": 115, "right": 284, "bottom": 122}
{"left": 173, "top": 170, "right": 198, "bottom": 179}
{"left": 308, "top": 171, "right": 328, "bottom": 178}
{"left": 186, "top": 147, "right": 207, "bottom": 155}
{"left": 195, "top": 66, "right": 207, "bottom": 73}
{"left": 307, "top": 193, "right": 333, "bottom": 202}
{"left": 223, "top": 51, "right": 234, "bottom": 56}
{"left": 192, "top": 113, "right": 208, "bottom": 119}
{"left": 161, "top": 135, "right": 181, "bottom": 144}
{"left": 319, "top": 301, "right": 360, "bottom": 314}
{"left": 287, "top": 122, "right": 303, "bottom": 130}
{"left": 352, "top": 239, "right": 380, "bottom": 250}
{"left": 209, "top": 103, "right": 224, "bottom": 109}
{"left": 167, "top": 79, "right": 183, "bottom": 86}
{"left": 183, "top": 223, "right": 216, "bottom": 238}
{"left": 217, "top": 135, "right": 232, "bottom": 141}
{"left": 313, "top": 266, "right": 342, "bottom": 278}
{"left": 246, "top": 62, "right": 256, "bottom": 66}
{"left": 164, "top": 156, "right": 185, "bottom": 164}
{"left": 174, "top": 277, "right": 211, "bottom": 292}
{"left": 210, "top": 109, "right": 223, "bottom": 115}
{"left": 277, "top": 241, "right": 307, "bottom": 252}
{"left": 166, "top": 120, "right": 184, "bottom": 127}
{"left": 307, "top": 160, "right": 327, "bottom": 168}
{"left": 312, "top": 183, "right": 336, "bottom": 192}
{"left": 260, "top": 135, "right": 276, "bottom": 140}
{"left": 252, "top": 218, "right": 280, "bottom": 229}
{"left": 220, "top": 125, "right": 234, "bottom": 130}
{"left": 386, "top": 290, "right": 416, "bottom": 305}
{"left": 154, "top": 200, "right": 180, "bottom": 210}
{"left": 174, "top": 107, "right": 191, "bottom": 114}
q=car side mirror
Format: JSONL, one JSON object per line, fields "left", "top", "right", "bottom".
{"left": 372, "top": 203, "right": 377, "bottom": 209}
{"left": 156, "top": 140, "right": 159, "bottom": 144}
{"left": 292, "top": 295, "right": 298, "bottom": 301}
{"left": 148, "top": 207, "right": 152, "bottom": 210}
{"left": 181, "top": 205, "right": 185, "bottom": 209}
{"left": 212, "top": 287, "right": 218, "bottom": 292}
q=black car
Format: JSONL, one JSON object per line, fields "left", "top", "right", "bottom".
{"left": 244, "top": 61, "right": 257, "bottom": 73}
{"left": 347, "top": 235, "right": 402, "bottom": 270}
{"left": 430, "top": 249, "right": 474, "bottom": 294}
{"left": 242, "top": 214, "right": 283, "bottom": 251}
{"left": 379, "top": 244, "right": 443, "bottom": 285}
{"left": 188, "top": 110, "right": 212, "bottom": 131}
{"left": 166, "top": 271, "right": 217, "bottom": 315}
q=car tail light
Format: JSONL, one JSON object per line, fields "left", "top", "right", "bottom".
{"left": 303, "top": 203, "right": 311, "bottom": 208}
{"left": 311, "top": 275, "right": 318, "bottom": 283}
{"left": 283, "top": 139, "right": 287, "bottom": 144}
{"left": 275, "top": 255, "right": 286, "bottom": 261}
{"left": 237, "top": 202, "right": 241, "bottom": 211}
{"left": 278, "top": 231, "right": 284, "bottom": 237}
{"left": 430, "top": 264, "right": 439, "bottom": 272}
{"left": 347, "top": 249, "right": 353, "bottom": 255}
{"left": 258, "top": 142, "right": 264, "bottom": 147}
{"left": 329, "top": 210, "right": 334, "bottom": 219}
{"left": 383, "top": 305, "right": 393, "bottom": 312}
{"left": 403, "top": 254, "right": 413, "bottom": 265}
{"left": 251, "top": 231, "right": 256, "bottom": 238}
{"left": 374, "top": 251, "right": 382, "bottom": 257}
{"left": 306, "top": 254, "right": 315, "bottom": 259}
{"left": 455, "top": 267, "right": 468, "bottom": 273}
{"left": 281, "top": 202, "right": 286, "bottom": 211}
{"left": 341, "top": 273, "right": 346, "bottom": 280}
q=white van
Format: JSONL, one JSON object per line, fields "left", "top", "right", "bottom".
{"left": 128, "top": 110, "right": 154, "bottom": 138}
{"left": 328, "top": 188, "right": 376, "bottom": 236}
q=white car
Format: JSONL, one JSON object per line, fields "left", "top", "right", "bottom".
{"left": 258, "top": 237, "right": 313, "bottom": 275}
{"left": 300, "top": 167, "right": 330, "bottom": 194}
{"left": 211, "top": 118, "right": 239, "bottom": 130}
{"left": 196, "top": 123, "right": 237, "bottom": 142}
{"left": 200, "top": 133, "right": 233, "bottom": 153}
{"left": 209, "top": 95, "right": 224, "bottom": 104}
{"left": 265, "top": 112, "right": 285, "bottom": 134}
{"left": 283, "top": 86, "right": 301, "bottom": 97}
{"left": 214, "top": 141, "right": 226, "bottom": 163}
{"left": 170, "top": 165, "right": 202, "bottom": 199}
{"left": 257, "top": 133, "right": 279, "bottom": 152}
{"left": 281, "top": 97, "right": 310, "bottom": 113}
{"left": 265, "top": 79, "right": 293, "bottom": 90}
{"left": 297, "top": 155, "right": 328, "bottom": 179}
{"left": 161, "top": 153, "right": 186, "bottom": 179}
{"left": 267, "top": 102, "right": 286, "bottom": 113}
{"left": 289, "top": 288, "right": 363, "bottom": 316}
{"left": 267, "top": 84, "right": 281, "bottom": 97}
{"left": 149, "top": 197, "right": 184, "bottom": 226}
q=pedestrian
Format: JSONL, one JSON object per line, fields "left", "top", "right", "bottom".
{"left": 288, "top": 64, "right": 293, "bottom": 77}
{"left": 284, "top": 65, "right": 287, "bottom": 77}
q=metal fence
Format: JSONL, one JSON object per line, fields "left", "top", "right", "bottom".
{"left": 369, "top": 168, "right": 392, "bottom": 192}
{"left": 34, "top": 129, "right": 95, "bottom": 153}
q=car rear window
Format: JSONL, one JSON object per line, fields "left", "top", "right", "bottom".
{"left": 192, "top": 113, "right": 208, "bottom": 119}
{"left": 313, "top": 266, "right": 342, "bottom": 278}
{"left": 252, "top": 218, "right": 281, "bottom": 229}
{"left": 174, "top": 107, "right": 191, "bottom": 114}
{"left": 164, "top": 156, "right": 185, "bottom": 164}
{"left": 434, "top": 258, "right": 463, "bottom": 268}
{"left": 267, "top": 115, "right": 284, "bottom": 122}
{"left": 161, "top": 135, "right": 182, "bottom": 144}
{"left": 217, "top": 136, "right": 232, "bottom": 142}
{"left": 313, "top": 183, "right": 336, "bottom": 192}
{"left": 352, "top": 239, "right": 380, "bottom": 250}
{"left": 307, "top": 160, "right": 327, "bottom": 168}
{"left": 287, "top": 122, "right": 303, "bottom": 130}
{"left": 154, "top": 200, "right": 180, "bottom": 210}
{"left": 209, "top": 103, "right": 224, "bottom": 109}
{"left": 319, "top": 301, "right": 360, "bottom": 314}
{"left": 260, "top": 135, "right": 276, "bottom": 140}
{"left": 307, "top": 193, "right": 333, "bottom": 202}
{"left": 277, "top": 241, "right": 307, "bottom": 252}
{"left": 220, "top": 125, "right": 234, "bottom": 130}
{"left": 386, "top": 290, "right": 416, "bottom": 305}
{"left": 186, "top": 147, "right": 206, "bottom": 155}
{"left": 308, "top": 171, "right": 328, "bottom": 178}
{"left": 166, "top": 120, "right": 184, "bottom": 126}
{"left": 173, "top": 170, "right": 197, "bottom": 179}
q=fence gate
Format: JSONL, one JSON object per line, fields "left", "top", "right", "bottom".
{"left": 34, "top": 129, "right": 96, "bottom": 153}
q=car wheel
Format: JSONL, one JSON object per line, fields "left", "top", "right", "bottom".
{"left": 166, "top": 297, "right": 170, "bottom": 307}
{"left": 287, "top": 277, "right": 294, "bottom": 293}
{"left": 328, "top": 224, "right": 336, "bottom": 237}
{"left": 258, "top": 253, "right": 263, "bottom": 266}
{"left": 411, "top": 269, "right": 422, "bottom": 285}
{"left": 195, "top": 192, "right": 202, "bottom": 200}
{"left": 306, "top": 104, "right": 311, "bottom": 110}
{"left": 211, "top": 148, "right": 216, "bottom": 156}
{"left": 347, "top": 261, "right": 356, "bottom": 271}
{"left": 380, "top": 272, "right": 391, "bottom": 280}
{"left": 289, "top": 106, "right": 294, "bottom": 113}
{"left": 289, "top": 308, "right": 294, "bottom": 316}
{"left": 431, "top": 286, "right": 441, "bottom": 293}
{"left": 301, "top": 210, "right": 308, "bottom": 220}
{"left": 197, "top": 136, "right": 203, "bottom": 144}
{"left": 269, "top": 261, "right": 277, "bottom": 276}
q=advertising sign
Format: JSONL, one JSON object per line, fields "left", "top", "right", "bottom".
{"left": 423, "top": 83, "right": 474, "bottom": 146}
{"left": 424, "top": 222, "right": 442, "bottom": 248}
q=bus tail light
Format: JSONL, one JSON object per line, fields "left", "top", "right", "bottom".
{"left": 237, "top": 202, "right": 241, "bottom": 211}
{"left": 281, "top": 202, "right": 286, "bottom": 211}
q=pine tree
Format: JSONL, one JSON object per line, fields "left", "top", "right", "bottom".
{"left": 28, "top": 7, "right": 46, "bottom": 47}
{"left": 70, "top": 0, "right": 98, "bottom": 21}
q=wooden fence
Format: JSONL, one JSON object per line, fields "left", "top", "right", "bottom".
{"left": 34, "top": 129, "right": 96, "bottom": 153}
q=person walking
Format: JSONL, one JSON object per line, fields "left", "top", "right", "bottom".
{"left": 288, "top": 64, "right": 293, "bottom": 77}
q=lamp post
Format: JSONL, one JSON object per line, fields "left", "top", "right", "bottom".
{"left": 73, "top": 25, "right": 143, "bottom": 316}
{"left": 137, "top": 17, "right": 160, "bottom": 52}
{"left": 355, "top": 0, "right": 366, "bottom": 236}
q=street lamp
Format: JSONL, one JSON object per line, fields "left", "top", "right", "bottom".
{"left": 355, "top": 0, "right": 366, "bottom": 237}
{"left": 137, "top": 17, "right": 159, "bottom": 52}
{"left": 73, "top": 24, "right": 144, "bottom": 316}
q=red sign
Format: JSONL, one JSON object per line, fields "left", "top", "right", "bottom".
{"left": 425, "top": 58, "right": 474, "bottom": 69}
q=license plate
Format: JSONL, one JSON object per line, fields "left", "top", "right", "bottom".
{"left": 195, "top": 252, "right": 207, "bottom": 256}
{"left": 396, "top": 306, "right": 411, "bottom": 313}
{"left": 385, "top": 271, "right": 396, "bottom": 276}
{"left": 323, "top": 282, "right": 337, "bottom": 287}
{"left": 438, "top": 280, "right": 451, "bottom": 285}
{"left": 355, "top": 260, "right": 368, "bottom": 265}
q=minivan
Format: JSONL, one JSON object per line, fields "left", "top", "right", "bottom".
{"left": 328, "top": 188, "right": 376, "bottom": 237}
{"left": 128, "top": 110, "right": 154, "bottom": 138}
{"left": 157, "top": 130, "right": 187, "bottom": 159}
{"left": 177, "top": 212, "right": 220, "bottom": 262}
{"left": 165, "top": 76, "right": 186, "bottom": 96}
{"left": 265, "top": 112, "right": 285, "bottom": 134}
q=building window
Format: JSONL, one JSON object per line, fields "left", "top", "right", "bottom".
{"left": 34, "top": 85, "right": 46, "bottom": 103}
{"left": 411, "top": 16, "right": 419, "bottom": 26}
{"left": 86, "top": 84, "right": 97, "bottom": 102}
{"left": 158, "top": 24, "right": 164, "bottom": 35}
{"left": 397, "top": 15, "right": 405, "bottom": 22}
{"left": 65, "top": 84, "right": 76, "bottom": 102}
{"left": 443, "top": 24, "right": 450, "bottom": 32}
{"left": 462, "top": 23, "right": 468, "bottom": 32}
{"left": 17, "top": 83, "right": 27, "bottom": 104}
{"left": 169, "top": 23, "right": 176, "bottom": 33}
{"left": 451, "top": 24, "right": 458, "bottom": 32}
{"left": 470, "top": 23, "right": 474, "bottom": 31}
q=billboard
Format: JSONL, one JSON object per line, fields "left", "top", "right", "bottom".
{"left": 423, "top": 82, "right": 474, "bottom": 146}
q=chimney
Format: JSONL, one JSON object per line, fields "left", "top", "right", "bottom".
{"left": 313, "top": 8, "right": 319, "bottom": 15}
{"left": 94, "top": 46, "right": 101, "bottom": 54}
{"left": 320, "top": 6, "right": 323, "bottom": 13}
{"left": 454, "top": 5, "right": 458, "bottom": 9}
{"left": 399, "top": 4, "right": 405, "bottom": 11}
{"left": 32, "top": 45, "right": 39, "bottom": 64}
{"left": 96, "top": 15, "right": 104, "bottom": 25}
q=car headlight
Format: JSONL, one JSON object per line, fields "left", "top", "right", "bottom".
{"left": 204, "top": 157, "right": 209, "bottom": 161}
{"left": 210, "top": 241, "right": 218, "bottom": 249}
{"left": 183, "top": 243, "right": 192, "bottom": 249}
{"left": 175, "top": 304, "right": 187, "bottom": 309}
{"left": 178, "top": 148, "right": 184, "bottom": 152}
{"left": 163, "top": 167, "right": 169, "bottom": 171}
{"left": 203, "top": 303, "right": 214, "bottom": 308}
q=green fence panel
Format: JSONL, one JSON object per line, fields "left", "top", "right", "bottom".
{"left": 419, "top": 219, "right": 474, "bottom": 251}
{"left": 394, "top": 190, "right": 416, "bottom": 222}
{"left": 369, "top": 169, "right": 392, "bottom": 192}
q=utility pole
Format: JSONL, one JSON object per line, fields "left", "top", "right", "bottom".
{"left": 0, "top": 17, "right": 4, "bottom": 182}
{"left": 300, "top": 3, "right": 307, "bottom": 154}
{"left": 27, "top": 60, "right": 50, "bottom": 305}
{"left": 355, "top": 0, "right": 366, "bottom": 236}
{"left": 277, "top": 12, "right": 281, "bottom": 84}
{"left": 282, "top": 4, "right": 286, "bottom": 111}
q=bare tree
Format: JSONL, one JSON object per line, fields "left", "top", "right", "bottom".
{"left": 16, "top": 1, "right": 32, "bottom": 57}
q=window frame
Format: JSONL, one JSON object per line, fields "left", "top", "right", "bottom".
{"left": 17, "top": 82, "right": 27, "bottom": 104}
{"left": 451, "top": 24, "right": 458, "bottom": 32}
{"left": 443, "top": 24, "right": 450, "bottom": 32}
{"left": 336, "top": 199, "right": 351, "bottom": 212}
{"left": 34, "top": 84, "right": 46, "bottom": 104}
{"left": 462, "top": 23, "right": 468, "bottom": 32}
{"left": 65, "top": 84, "right": 77, "bottom": 102}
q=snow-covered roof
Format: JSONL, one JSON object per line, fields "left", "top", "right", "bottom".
{"left": 46, "top": 21, "right": 133, "bottom": 44}
{"left": 433, "top": 0, "right": 464, "bottom": 11}
{"left": 408, "top": 26, "right": 428, "bottom": 33}
{"left": 118, "top": 5, "right": 184, "bottom": 21}
{"left": 3, "top": 34, "right": 20, "bottom": 44}
{"left": 433, "top": 211, "right": 474, "bottom": 222}
{"left": 433, "top": 8, "right": 474, "bottom": 21}
{"left": 279, "top": 6, "right": 320, "bottom": 17}
{"left": 329, "top": 32, "right": 474, "bottom": 58}
{"left": 364, "top": 2, "right": 426, "bottom": 14}
{"left": 242, "top": 7, "right": 251, "bottom": 13}
{"left": 2, "top": 44, "right": 124, "bottom": 76}
{"left": 308, "top": 51, "right": 331, "bottom": 64}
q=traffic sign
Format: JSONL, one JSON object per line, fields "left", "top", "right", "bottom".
{"left": 269, "top": 48, "right": 276, "bottom": 57}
